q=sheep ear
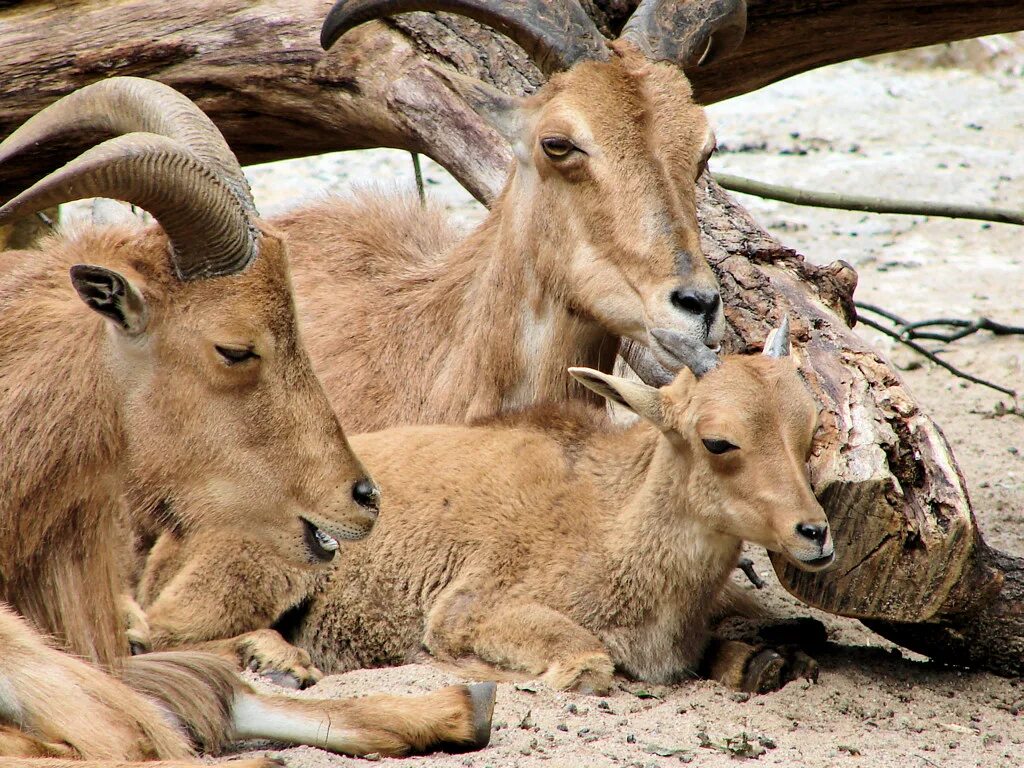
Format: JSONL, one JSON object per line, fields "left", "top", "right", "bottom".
{"left": 70, "top": 264, "right": 148, "bottom": 335}
{"left": 569, "top": 367, "right": 665, "bottom": 428}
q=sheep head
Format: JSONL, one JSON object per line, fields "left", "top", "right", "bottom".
{"left": 0, "top": 78, "right": 379, "bottom": 567}
{"left": 321, "top": 0, "right": 748, "bottom": 366}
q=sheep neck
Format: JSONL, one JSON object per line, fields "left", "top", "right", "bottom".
{"left": 0, "top": 255, "right": 127, "bottom": 666}
{"left": 595, "top": 424, "right": 741, "bottom": 627}
{"left": 433, "top": 197, "right": 614, "bottom": 421}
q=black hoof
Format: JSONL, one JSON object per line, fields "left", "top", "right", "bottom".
{"left": 439, "top": 681, "right": 497, "bottom": 753}
{"left": 468, "top": 681, "right": 497, "bottom": 749}
{"left": 741, "top": 649, "right": 785, "bottom": 694}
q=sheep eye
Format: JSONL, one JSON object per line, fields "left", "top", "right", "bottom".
{"left": 215, "top": 345, "right": 259, "bottom": 365}
{"left": 541, "top": 137, "right": 576, "bottom": 159}
{"left": 702, "top": 438, "right": 738, "bottom": 455}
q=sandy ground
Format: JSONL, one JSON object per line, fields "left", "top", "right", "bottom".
{"left": 213, "top": 38, "right": 1024, "bottom": 768}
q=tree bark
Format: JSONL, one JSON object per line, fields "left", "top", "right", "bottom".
{"left": 3, "top": 1, "right": 1024, "bottom": 200}
{"left": 1, "top": 0, "right": 1021, "bottom": 675}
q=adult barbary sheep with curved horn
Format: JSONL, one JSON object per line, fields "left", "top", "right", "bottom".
{"left": 0, "top": 80, "right": 495, "bottom": 762}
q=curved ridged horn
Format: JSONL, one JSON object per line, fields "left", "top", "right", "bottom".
{"left": 650, "top": 328, "right": 721, "bottom": 378}
{"left": 321, "top": 0, "right": 610, "bottom": 74}
{"left": 0, "top": 134, "right": 257, "bottom": 281}
{"left": 0, "top": 77, "right": 255, "bottom": 214}
{"left": 620, "top": 0, "right": 747, "bottom": 68}
{"left": 763, "top": 315, "right": 791, "bottom": 358}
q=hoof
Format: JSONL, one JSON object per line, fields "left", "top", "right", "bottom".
{"left": 468, "top": 681, "right": 497, "bottom": 750}
{"left": 543, "top": 652, "right": 615, "bottom": 694}
{"left": 741, "top": 649, "right": 786, "bottom": 694}
{"left": 782, "top": 647, "right": 819, "bottom": 684}
{"left": 741, "top": 645, "right": 819, "bottom": 693}
{"left": 440, "top": 681, "right": 497, "bottom": 753}
{"left": 128, "top": 639, "right": 148, "bottom": 656}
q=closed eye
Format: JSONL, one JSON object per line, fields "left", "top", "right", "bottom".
{"left": 702, "top": 437, "right": 738, "bottom": 455}
{"left": 215, "top": 345, "right": 259, "bottom": 365}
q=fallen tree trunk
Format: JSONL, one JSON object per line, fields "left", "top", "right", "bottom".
{"left": 1, "top": 0, "right": 1020, "bottom": 675}
{"left": 3, "top": 1, "right": 1024, "bottom": 200}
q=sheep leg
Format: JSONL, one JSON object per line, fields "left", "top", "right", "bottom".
{"left": 701, "top": 636, "right": 818, "bottom": 694}
{"left": 119, "top": 593, "right": 151, "bottom": 655}
{"left": 140, "top": 532, "right": 320, "bottom": 686}
{"left": 232, "top": 682, "right": 496, "bottom": 756}
{"left": 187, "top": 629, "right": 322, "bottom": 689}
{"left": 425, "top": 589, "right": 614, "bottom": 694}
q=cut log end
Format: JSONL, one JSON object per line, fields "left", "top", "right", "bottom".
{"left": 864, "top": 546, "right": 1024, "bottom": 677}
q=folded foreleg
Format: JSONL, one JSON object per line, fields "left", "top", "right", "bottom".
{"left": 426, "top": 585, "right": 614, "bottom": 694}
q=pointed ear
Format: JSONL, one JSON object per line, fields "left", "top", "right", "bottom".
{"left": 70, "top": 264, "right": 148, "bottom": 335}
{"left": 432, "top": 65, "right": 524, "bottom": 145}
{"left": 569, "top": 367, "right": 665, "bottom": 428}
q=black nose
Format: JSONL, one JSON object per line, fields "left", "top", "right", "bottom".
{"left": 795, "top": 522, "right": 828, "bottom": 544}
{"left": 670, "top": 288, "right": 720, "bottom": 322}
{"left": 352, "top": 478, "right": 380, "bottom": 513}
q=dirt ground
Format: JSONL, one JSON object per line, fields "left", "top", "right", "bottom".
{"left": 224, "top": 36, "right": 1024, "bottom": 768}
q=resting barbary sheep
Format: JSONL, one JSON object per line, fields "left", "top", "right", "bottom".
{"left": 0, "top": 79, "right": 494, "bottom": 763}
{"left": 295, "top": 319, "right": 831, "bottom": 693}
{"left": 135, "top": 0, "right": 749, "bottom": 655}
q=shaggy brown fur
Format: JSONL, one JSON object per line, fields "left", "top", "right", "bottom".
{"left": 278, "top": 47, "right": 724, "bottom": 433}
{"left": 287, "top": 353, "right": 833, "bottom": 694}
{"left": 0, "top": 220, "right": 493, "bottom": 762}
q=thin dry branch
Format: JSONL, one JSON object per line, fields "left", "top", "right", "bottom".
{"left": 857, "top": 315, "right": 1017, "bottom": 400}
{"left": 713, "top": 173, "right": 1024, "bottom": 226}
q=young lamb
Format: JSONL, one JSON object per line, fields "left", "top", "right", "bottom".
{"left": 288, "top": 318, "right": 834, "bottom": 693}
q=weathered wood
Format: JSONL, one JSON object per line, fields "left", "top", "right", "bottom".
{"left": 0, "top": 1, "right": 514, "bottom": 202}
{"left": 1, "top": 0, "right": 1021, "bottom": 675}
{"left": 865, "top": 546, "right": 1024, "bottom": 676}
{"left": 3, "top": 1, "right": 1024, "bottom": 201}
{"left": 685, "top": 0, "right": 1024, "bottom": 103}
